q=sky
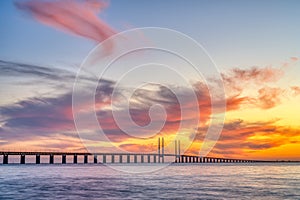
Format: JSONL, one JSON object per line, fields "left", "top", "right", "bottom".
{"left": 0, "top": 0, "right": 300, "bottom": 161}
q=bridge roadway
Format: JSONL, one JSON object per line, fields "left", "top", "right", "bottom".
{"left": 0, "top": 151, "right": 266, "bottom": 164}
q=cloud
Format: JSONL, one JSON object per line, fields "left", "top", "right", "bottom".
{"left": 291, "top": 86, "right": 300, "bottom": 96}
{"left": 290, "top": 57, "right": 299, "bottom": 62}
{"left": 226, "top": 95, "right": 249, "bottom": 111}
{"left": 219, "top": 59, "right": 300, "bottom": 110}
{"left": 190, "top": 119, "right": 300, "bottom": 158}
{"left": 0, "top": 60, "right": 74, "bottom": 82}
{"left": 256, "top": 87, "right": 285, "bottom": 109}
{"left": 221, "top": 57, "right": 299, "bottom": 93}
{"left": 221, "top": 66, "right": 284, "bottom": 93}
{"left": 0, "top": 61, "right": 125, "bottom": 146}
{"left": 0, "top": 60, "right": 291, "bottom": 151}
{"left": 1, "top": 58, "right": 299, "bottom": 154}
{"left": 15, "top": 0, "right": 116, "bottom": 55}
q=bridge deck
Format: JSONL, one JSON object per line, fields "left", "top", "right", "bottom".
{"left": 0, "top": 151, "right": 274, "bottom": 164}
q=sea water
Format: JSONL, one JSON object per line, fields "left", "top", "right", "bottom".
{"left": 0, "top": 163, "right": 299, "bottom": 199}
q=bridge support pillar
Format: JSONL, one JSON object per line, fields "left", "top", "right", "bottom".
{"left": 20, "top": 154, "right": 25, "bottom": 164}
{"left": 84, "top": 154, "right": 88, "bottom": 164}
{"left": 153, "top": 155, "right": 156, "bottom": 163}
{"left": 141, "top": 155, "right": 144, "bottom": 163}
{"left": 3, "top": 154, "right": 8, "bottom": 164}
{"left": 148, "top": 155, "right": 151, "bottom": 163}
{"left": 62, "top": 154, "right": 66, "bottom": 164}
{"left": 50, "top": 154, "right": 54, "bottom": 164}
{"left": 111, "top": 155, "right": 115, "bottom": 163}
{"left": 134, "top": 155, "right": 137, "bottom": 163}
{"left": 119, "top": 155, "right": 122, "bottom": 163}
{"left": 127, "top": 155, "right": 130, "bottom": 163}
{"left": 73, "top": 154, "right": 77, "bottom": 164}
{"left": 36, "top": 154, "right": 40, "bottom": 164}
{"left": 103, "top": 155, "right": 106, "bottom": 163}
{"left": 94, "top": 155, "right": 97, "bottom": 163}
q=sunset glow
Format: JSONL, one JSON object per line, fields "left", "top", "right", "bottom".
{"left": 1, "top": 0, "right": 300, "bottom": 161}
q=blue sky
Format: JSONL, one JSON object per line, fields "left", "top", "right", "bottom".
{"left": 1, "top": 0, "right": 300, "bottom": 69}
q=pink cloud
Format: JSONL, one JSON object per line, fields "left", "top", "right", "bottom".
{"left": 291, "top": 86, "right": 300, "bottom": 96}
{"left": 290, "top": 57, "right": 299, "bottom": 62}
{"left": 222, "top": 66, "right": 284, "bottom": 93}
{"left": 256, "top": 87, "right": 285, "bottom": 109}
{"left": 16, "top": 0, "right": 116, "bottom": 54}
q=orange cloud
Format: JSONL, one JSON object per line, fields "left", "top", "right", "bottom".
{"left": 190, "top": 119, "right": 300, "bottom": 160}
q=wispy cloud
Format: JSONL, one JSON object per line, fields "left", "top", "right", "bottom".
{"left": 221, "top": 66, "right": 284, "bottom": 93}
{"left": 0, "top": 60, "right": 74, "bottom": 82}
{"left": 15, "top": 0, "right": 116, "bottom": 54}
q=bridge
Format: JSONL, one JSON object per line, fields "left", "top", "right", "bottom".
{"left": 0, "top": 137, "right": 272, "bottom": 164}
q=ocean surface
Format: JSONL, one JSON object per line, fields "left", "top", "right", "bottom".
{"left": 0, "top": 163, "right": 299, "bottom": 199}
